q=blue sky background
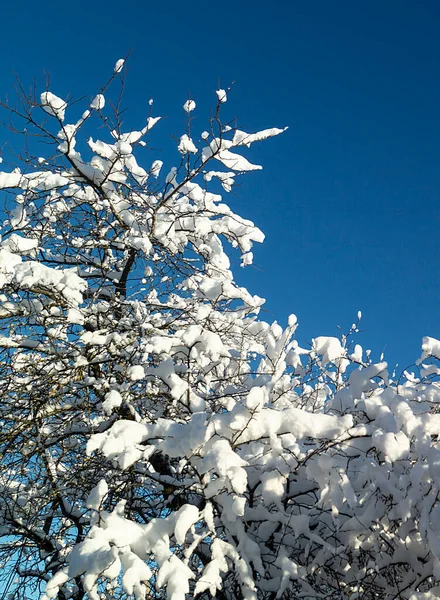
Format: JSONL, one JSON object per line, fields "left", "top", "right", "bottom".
{"left": 0, "top": 0, "right": 438, "bottom": 372}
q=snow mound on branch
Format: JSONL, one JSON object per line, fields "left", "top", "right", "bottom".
{"left": 13, "top": 262, "right": 86, "bottom": 305}
{"left": 120, "top": 548, "right": 152, "bottom": 599}
{"left": 0, "top": 248, "right": 21, "bottom": 277}
{"left": 2, "top": 234, "right": 38, "bottom": 254}
{"left": 178, "top": 134, "right": 198, "bottom": 154}
{"left": 102, "top": 390, "right": 123, "bottom": 415}
{"left": 114, "top": 58, "right": 125, "bottom": 73}
{"left": 0, "top": 170, "right": 69, "bottom": 191}
{"left": 40, "top": 91, "right": 67, "bottom": 122}
{"left": 417, "top": 336, "right": 440, "bottom": 364}
{"left": 174, "top": 504, "right": 199, "bottom": 544}
{"left": 46, "top": 502, "right": 199, "bottom": 600}
{"left": 232, "top": 127, "right": 288, "bottom": 147}
{"left": 204, "top": 170, "right": 235, "bottom": 192}
{"left": 90, "top": 94, "right": 105, "bottom": 110}
{"left": 86, "top": 479, "right": 108, "bottom": 510}
{"left": 16, "top": 70, "right": 440, "bottom": 600}
{"left": 0, "top": 248, "right": 86, "bottom": 306}
{"left": 216, "top": 89, "right": 227, "bottom": 103}
{"left": 183, "top": 99, "right": 196, "bottom": 112}
{"left": 312, "top": 336, "right": 345, "bottom": 365}
{"left": 203, "top": 138, "right": 263, "bottom": 171}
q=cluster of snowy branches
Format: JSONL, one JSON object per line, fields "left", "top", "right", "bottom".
{"left": 1, "top": 60, "right": 440, "bottom": 600}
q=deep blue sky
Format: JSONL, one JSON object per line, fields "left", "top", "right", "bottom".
{"left": 0, "top": 1, "right": 439, "bottom": 371}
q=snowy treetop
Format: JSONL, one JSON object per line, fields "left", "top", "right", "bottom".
{"left": 0, "top": 62, "right": 439, "bottom": 600}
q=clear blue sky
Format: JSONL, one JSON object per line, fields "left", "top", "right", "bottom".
{"left": 0, "top": 1, "right": 438, "bottom": 371}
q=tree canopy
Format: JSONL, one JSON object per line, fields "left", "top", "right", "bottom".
{"left": 1, "top": 60, "right": 440, "bottom": 600}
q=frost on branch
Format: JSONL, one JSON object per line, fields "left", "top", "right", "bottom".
{"left": 1, "top": 62, "right": 440, "bottom": 600}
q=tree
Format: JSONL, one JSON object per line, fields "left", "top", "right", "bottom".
{"left": 0, "top": 59, "right": 440, "bottom": 600}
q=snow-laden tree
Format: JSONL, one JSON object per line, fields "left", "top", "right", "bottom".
{"left": 1, "top": 61, "right": 440, "bottom": 600}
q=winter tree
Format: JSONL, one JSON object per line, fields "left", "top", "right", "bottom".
{"left": 1, "top": 60, "right": 440, "bottom": 600}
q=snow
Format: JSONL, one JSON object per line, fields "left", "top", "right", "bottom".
{"left": 40, "top": 91, "right": 67, "bottom": 122}
{"left": 12, "top": 261, "right": 87, "bottom": 305}
{"left": 151, "top": 358, "right": 188, "bottom": 400}
{"left": 204, "top": 170, "right": 235, "bottom": 192}
{"left": 194, "top": 560, "right": 223, "bottom": 597}
{"left": 127, "top": 365, "right": 145, "bottom": 381}
{"left": 417, "top": 336, "right": 440, "bottom": 364}
{"left": 275, "top": 550, "right": 301, "bottom": 599}
{"left": 66, "top": 308, "right": 84, "bottom": 325}
{"left": 114, "top": 58, "right": 125, "bottom": 73}
{"left": 45, "top": 570, "right": 69, "bottom": 599}
{"left": 87, "top": 421, "right": 148, "bottom": 469}
{"left": 174, "top": 504, "right": 199, "bottom": 544}
{"left": 312, "top": 336, "right": 345, "bottom": 365}
{"left": 86, "top": 479, "right": 108, "bottom": 510}
{"left": 372, "top": 429, "right": 410, "bottom": 462}
{"left": 165, "top": 167, "right": 178, "bottom": 188}
{"left": 0, "top": 170, "right": 69, "bottom": 191}
{"left": 146, "top": 115, "right": 161, "bottom": 131}
{"left": 421, "top": 364, "right": 440, "bottom": 377}
{"left": 2, "top": 234, "right": 38, "bottom": 254}
{"left": 205, "top": 139, "right": 263, "bottom": 171}
{"left": 0, "top": 172, "right": 22, "bottom": 189}
{"left": 116, "top": 141, "right": 133, "bottom": 155}
{"left": 88, "top": 138, "right": 115, "bottom": 160}
{"left": 102, "top": 390, "right": 123, "bottom": 415}
{"left": 120, "top": 548, "right": 152, "bottom": 599}
{"left": 348, "top": 361, "right": 388, "bottom": 399}
{"left": 350, "top": 343, "right": 363, "bottom": 362}
{"left": 216, "top": 89, "right": 227, "bottom": 103}
{"left": 241, "top": 251, "right": 253, "bottom": 266}
{"left": 0, "top": 254, "right": 20, "bottom": 291}
{"left": 178, "top": 134, "right": 198, "bottom": 154}
{"left": 232, "top": 127, "right": 288, "bottom": 147}
{"left": 156, "top": 554, "right": 194, "bottom": 600}
{"left": 90, "top": 94, "right": 105, "bottom": 110}
{"left": 246, "top": 387, "right": 266, "bottom": 411}
{"left": 260, "top": 470, "right": 286, "bottom": 507}
{"left": 126, "top": 235, "right": 152, "bottom": 254}
{"left": 288, "top": 313, "right": 297, "bottom": 327}
{"left": 117, "top": 118, "right": 161, "bottom": 145}
{"left": 150, "top": 159, "right": 163, "bottom": 177}
{"left": 5, "top": 70, "right": 440, "bottom": 600}
{"left": 183, "top": 99, "right": 196, "bottom": 112}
